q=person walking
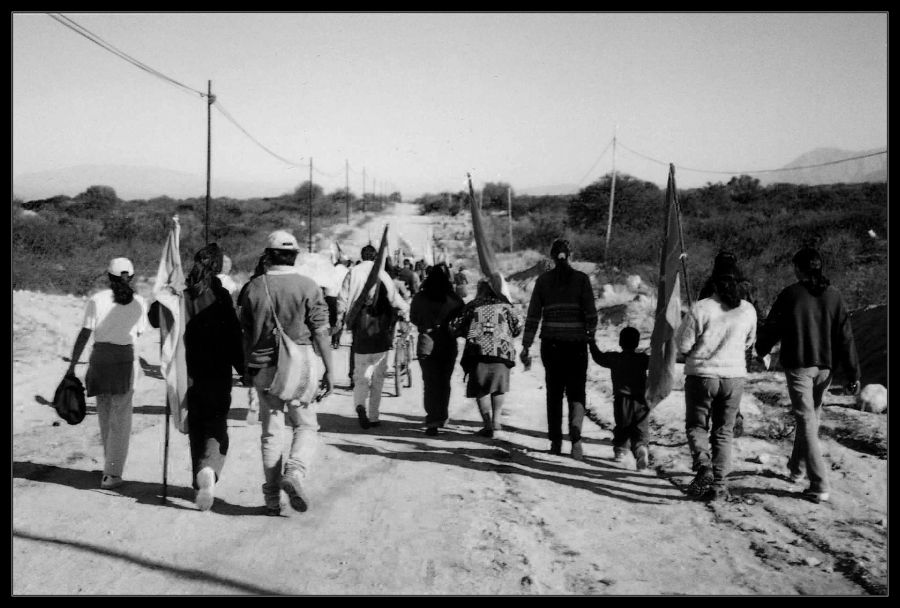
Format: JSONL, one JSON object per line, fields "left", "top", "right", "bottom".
{"left": 67, "top": 257, "right": 148, "bottom": 489}
{"left": 453, "top": 264, "right": 469, "bottom": 301}
{"left": 698, "top": 251, "right": 758, "bottom": 438}
{"left": 450, "top": 279, "right": 522, "bottom": 441}
{"left": 410, "top": 263, "right": 464, "bottom": 435}
{"left": 239, "top": 230, "right": 334, "bottom": 516}
{"left": 182, "top": 244, "right": 245, "bottom": 511}
{"left": 676, "top": 270, "right": 757, "bottom": 501}
{"left": 590, "top": 327, "right": 651, "bottom": 470}
{"left": 521, "top": 239, "right": 598, "bottom": 459}
{"left": 755, "top": 247, "right": 860, "bottom": 504}
{"left": 338, "top": 243, "right": 409, "bottom": 429}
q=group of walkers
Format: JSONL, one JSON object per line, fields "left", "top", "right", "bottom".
{"left": 66, "top": 225, "right": 860, "bottom": 513}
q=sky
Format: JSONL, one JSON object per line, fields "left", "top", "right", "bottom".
{"left": 12, "top": 11, "right": 888, "bottom": 199}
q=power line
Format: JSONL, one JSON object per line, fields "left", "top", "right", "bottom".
{"left": 48, "top": 13, "right": 207, "bottom": 99}
{"left": 576, "top": 137, "right": 615, "bottom": 185}
{"left": 617, "top": 140, "right": 887, "bottom": 176}
{"left": 213, "top": 101, "right": 306, "bottom": 169}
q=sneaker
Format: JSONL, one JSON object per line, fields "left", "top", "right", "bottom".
{"left": 280, "top": 473, "right": 310, "bottom": 512}
{"left": 356, "top": 405, "right": 371, "bottom": 429}
{"left": 195, "top": 467, "right": 216, "bottom": 511}
{"left": 100, "top": 474, "right": 124, "bottom": 490}
{"left": 802, "top": 488, "right": 830, "bottom": 504}
{"left": 733, "top": 412, "right": 745, "bottom": 438}
{"left": 635, "top": 445, "right": 650, "bottom": 471}
{"left": 703, "top": 486, "right": 731, "bottom": 502}
{"left": 475, "top": 427, "right": 494, "bottom": 438}
{"left": 613, "top": 448, "right": 628, "bottom": 463}
{"left": 788, "top": 471, "right": 804, "bottom": 484}
{"left": 687, "top": 468, "right": 714, "bottom": 497}
{"left": 549, "top": 440, "right": 562, "bottom": 455}
{"left": 425, "top": 426, "right": 439, "bottom": 436}
{"left": 570, "top": 441, "right": 584, "bottom": 461}
{"left": 264, "top": 504, "right": 282, "bottom": 517}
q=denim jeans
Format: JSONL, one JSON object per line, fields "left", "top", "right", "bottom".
{"left": 540, "top": 340, "right": 587, "bottom": 444}
{"left": 96, "top": 390, "right": 134, "bottom": 477}
{"left": 353, "top": 351, "right": 389, "bottom": 422}
{"left": 684, "top": 376, "right": 744, "bottom": 488}
{"left": 785, "top": 367, "right": 832, "bottom": 493}
{"left": 253, "top": 366, "right": 319, "bottom": 507}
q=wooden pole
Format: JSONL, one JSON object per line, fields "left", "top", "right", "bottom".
{"left": 507, "top": 187, "right": 513, "bottom": 252}
{"left": 671, "top": 163, "right": 693, "bottom": 306}
{"left": 604, "top": 125, "right": 618, "bottom": 262}
{"left": 205, "top": 80, "right": 213, "bottom": 244}
{"left": 308, "top": 158, "right": 313, "bottom": 253}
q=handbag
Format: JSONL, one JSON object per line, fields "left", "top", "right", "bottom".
{"left": 53, "top": 373, "right": 86, "bottom": 425}
{"left": 416, "top": 330, "right": 435, "bottom": 359}
{"left": 262, "top": 276, "right": 317, "bottom": 402}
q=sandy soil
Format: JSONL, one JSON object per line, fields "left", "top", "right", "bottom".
{"left": 12, "top": 203, "right": 887, "bottom": 595}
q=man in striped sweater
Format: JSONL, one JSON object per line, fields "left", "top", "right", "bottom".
{"left": 521, "top": 239, "right": 599, "bottom": 459}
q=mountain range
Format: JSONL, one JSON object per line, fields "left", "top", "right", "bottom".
{"left": 12, "top": 147, "right": 887, "bottom": 203}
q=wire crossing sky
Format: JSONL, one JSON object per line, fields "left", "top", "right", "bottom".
{"left": 12, "top": 12, "right": 888, "bottom": 198}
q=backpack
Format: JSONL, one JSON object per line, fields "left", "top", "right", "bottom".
{"left": 53, "top": 373, "right": 87, "bottom": 425}
{"left": 355, "top": 283, "right": 396, "bottom": 338}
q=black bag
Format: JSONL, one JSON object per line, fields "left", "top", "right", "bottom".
{"left": 356, "top": 285, "right": 395, "bottom": 338}
{"left": 53, "top": 373, "right": 87, "bottom": 425}
{"left": 460, "top": 341, "right": 480, "bottom": 375}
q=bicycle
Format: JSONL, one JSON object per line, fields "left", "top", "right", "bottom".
{"left": 392, "top": 320, "right": 414, "bottom": 396}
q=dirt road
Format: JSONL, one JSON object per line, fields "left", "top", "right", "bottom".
{"left": 12, "top": 204, "right": 886, "bottom": 595}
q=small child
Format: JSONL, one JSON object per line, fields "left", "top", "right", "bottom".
{"left": 590, "top": 327, "right": 651, "bottom": 470}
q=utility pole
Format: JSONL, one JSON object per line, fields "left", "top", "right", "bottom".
{"left": 345, "top": 158, "right": 350, "bottom": 225}
{"left": 604, "top": 124, "right": 618, "bottom": 263}
{"left": 308, "top": 157, "right": 313, "bottom": 253}
{"left": 205, "top": 80, "right": 214, "bottom": 244}
{"left": 362, "top": 167, "right": 366, "bottom": 213}
{"left": 507, "top": 187, "right": 513, "bottom": 252}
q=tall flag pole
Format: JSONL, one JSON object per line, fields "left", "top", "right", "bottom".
{"left": 466, "top": 172, "right": 509, "bottom": 299}
{"left": 646, "top": 164, "right": 687, "bottom": 408}
{"left": 152, "top": 216, "right": 189, "bottom": 501}
{"left": 344, "top": 224, "right": 390, "bottom": 331}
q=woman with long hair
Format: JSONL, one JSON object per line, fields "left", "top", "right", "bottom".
{"left": 756, "top": 247, "right": 860, "bottom": 504}
{"left": 68, "top": 258, "right": 148, "bottom": 489}
{"left": 676, "top": 265, "right": 757, "bottom": 502}
{"left": 182, "top": 243, "right": 245, "bottom": 511}
{"left": 450, "top": 278, "right": 522, "bottom": 442}
{"left": 410, "top": 262, "right": 465, "bottom": 435}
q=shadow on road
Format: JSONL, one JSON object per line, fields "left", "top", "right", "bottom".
{"left": 13, "top": 528, "right": 283, "bottom": 595}
{"left": 13, "top": 461, "right": 266, "bottom": 517}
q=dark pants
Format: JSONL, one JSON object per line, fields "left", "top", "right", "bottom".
{"left": 325, "top": 296, "right": 342, "bottom": 347}
{"left": 684, "top": 375, "right": 744, "bottom": 489}
{"left": 612, "top": 393, "right": 650, "bottom": 455}
{"left": 419, "top": 347, "right": 457, "bottom": 428}
{"left": 348, "top": 338, "right": 356, "bottom": 382}
{"left": 540, "top": 340, "right": 588, "bottom": 444}
{"left": 186, "top": 384, "right": 231, "bottom": 488}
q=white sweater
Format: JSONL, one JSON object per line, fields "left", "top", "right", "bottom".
{"left": 675, "top": 296, "right": 757, "bottom": 378}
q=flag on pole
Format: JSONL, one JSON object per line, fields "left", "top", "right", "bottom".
{"left": 153, "top": 216, "right": 189, "bottom": 434}
{"left": 467, "top": 173, "right": 511, "bottom": 300}
{"left": 345, "top": 224, "right": 389, "bottom": 330}
{"left": 646, "top": 164, "right": 685, "bottom": 408}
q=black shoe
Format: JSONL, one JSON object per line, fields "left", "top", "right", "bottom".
{"left": 425, "top": 427, "right": 439, "bottom": 436}
{"left": 549, "top": 441, "right": 562, "bottom": 455}
{"left": 356, "top": 405, "right": 371, "bottom": 429}
{"left": 687, "top": 468, "right": 714, "bottom": 497}
{"left": 475, "top": 427, "right": 494, "bottom": 438}
{"left": 733, "top": 413, "right": 744, "bottom": 438}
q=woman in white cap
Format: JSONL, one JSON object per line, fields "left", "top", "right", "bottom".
{"left": 67, "top": 257, "right": 148, "bottom": 489}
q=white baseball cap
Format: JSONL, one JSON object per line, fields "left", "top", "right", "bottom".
{"left": 107, "top": 257, "right": 134, "bottom": 277}
{"left": 266, "top": 230, "right": 300, "bottom": 251}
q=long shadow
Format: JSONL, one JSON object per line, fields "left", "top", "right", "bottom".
{"left": 13, "top": 528, "right": 283, "bottom": 595}
{"left": 13, "top": 461, "right": 265, "bottom": 517}
{"left": 34, "top": 394, "right": 164, "bottom": 417}
{"left": 324, "top": 427, "right": 685, "bottom": 505}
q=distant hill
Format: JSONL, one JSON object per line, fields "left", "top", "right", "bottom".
{"left": 757, "top": 147, "right": 887, "bottom": 186}
{"left": 12, "top": 164, "right": 297, "bottom": 202}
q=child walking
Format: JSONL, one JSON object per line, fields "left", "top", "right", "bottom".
{"left": 590, "top": 327, "right": 651, "bottom": 470}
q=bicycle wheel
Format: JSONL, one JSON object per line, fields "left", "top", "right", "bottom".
{"left": 404, "top": 339, "right": 413, "bottom": 387}
{"left": 394, "top": 342, "right": 403, "bottom": 397}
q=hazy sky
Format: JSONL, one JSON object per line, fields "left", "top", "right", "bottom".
{"left": 12, "top": 11, "right": 888, "bottom": 198}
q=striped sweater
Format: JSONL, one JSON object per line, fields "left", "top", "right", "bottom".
{"left": 522, "top": 265, "right": 598, "bottom": 347}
